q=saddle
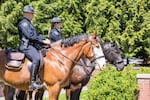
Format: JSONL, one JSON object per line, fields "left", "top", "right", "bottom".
{"left": 5, "top": 51, "right": 25, "bottom": 71}
{"left": 5, "top": 49, "right": 46, "bottom": 71}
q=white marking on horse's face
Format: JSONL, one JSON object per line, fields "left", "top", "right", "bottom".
{"left": 93, "top": 44, "right": 106, "bottom": 69}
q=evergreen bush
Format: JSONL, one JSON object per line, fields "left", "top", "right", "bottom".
{"left": 86, "top": 65, "right": 150, "bottom": 100}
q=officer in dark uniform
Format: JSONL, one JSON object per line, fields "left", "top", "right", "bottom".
{"left": 48, "top": 17, "right": 62, "bottom": 42}
{"left": 18, "top": 5, "right": 51, "bottom": 90}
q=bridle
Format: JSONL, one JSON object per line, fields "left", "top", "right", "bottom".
{"left": 104, "top": 43, "right": 123, "bottom": 65}
{"left": 89, "top": 38, "right": 105, "bottom": 63}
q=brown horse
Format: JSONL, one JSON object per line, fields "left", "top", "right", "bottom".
{"left": 6, "top": 42, "right": 124, "bottom": 100}
{"left": 44, "top": 42, "right": 125, "bottom": 100}
{"left": 65, "top": 42, "right": 125, "bottom": 100}
{"left": 0, "top": 32, "right": 106, "bottom": 100}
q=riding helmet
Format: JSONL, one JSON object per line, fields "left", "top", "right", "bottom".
{"left": 51, "top": 17, "right": 61, "bottom": 23}
{"left": 23, "top": 5, "right": 34, "bottom": 13}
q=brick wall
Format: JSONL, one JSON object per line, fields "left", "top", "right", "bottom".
{"left": 137, "top": 74, "right": 150, "bottom": 100}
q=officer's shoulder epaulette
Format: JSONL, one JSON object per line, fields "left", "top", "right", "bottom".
{"left": 21, "top": 21, "right": 28, "bottom": 27}
{"left": 20, "top": 20, "right": 28, "bottom": 27}
{"left": 54, "top": 31, "right": 59, "bottom": 35}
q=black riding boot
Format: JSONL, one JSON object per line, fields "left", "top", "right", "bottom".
{"left": 29, "top": 63, "right": 43, "bottom": 90}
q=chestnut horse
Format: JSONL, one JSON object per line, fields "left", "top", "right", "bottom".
{"left": 0, "top": 32, "right": 106, "bottom": 100}
{"left": 32, "top": 43, "right": 125, "bottom": 100}
{"left": 5, "top": 42, "right": 124, "bottom": 100}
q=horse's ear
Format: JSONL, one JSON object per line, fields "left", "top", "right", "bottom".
{"left": 92, "top": 32, "right": 97, "bottom": 39}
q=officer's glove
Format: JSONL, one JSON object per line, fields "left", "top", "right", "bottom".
{"left": 43, "top": 39, "right": 51, "bottom": 45}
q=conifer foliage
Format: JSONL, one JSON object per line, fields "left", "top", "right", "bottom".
{"left": 0, "top": 0, "right": 150, "bottom": 58}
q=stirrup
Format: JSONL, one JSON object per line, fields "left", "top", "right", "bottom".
{"left": 29, "top": 82, "right": 43, "bottom": 91}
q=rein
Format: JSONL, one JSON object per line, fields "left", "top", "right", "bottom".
{"left": 50, "top": 47, "right": 83, "bottom": 66}
{"left": 50, "top": 47, "right": 94, "bottom": 76}
{"left": 48, "top": 51, "right": 65, "bottom": 65}
{"left": 90, "top": 56, "right": 105, "bottom": 63}
{"left": 50, "top": 46, "right": 95, "bottom": 77}
{"left": 77, "top": 58, "right": 95, "bottom": 76}
{"left": 114, "top": 60, "right": 124, "bottom": 65}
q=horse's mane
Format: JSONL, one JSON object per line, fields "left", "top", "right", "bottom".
{"left": 61, "top": 34, "right": 88, "bottom": 47}
{"left": 103, "top": 42, "right": 120, "bottom": 53}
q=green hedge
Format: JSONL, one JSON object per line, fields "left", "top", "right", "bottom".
{"left": 85, "top": 65, "right": 150, "bottom": 100}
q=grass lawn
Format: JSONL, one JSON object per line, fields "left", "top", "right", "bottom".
{"left": 43, "top": 90, "right": 88, "bottom": 100}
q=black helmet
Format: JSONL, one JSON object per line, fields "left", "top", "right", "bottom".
{"left": 51, "top": 17, "right": 61, "bottom": 23}
{"left": 23, "top": 5, "right": 34, "bottom": 13}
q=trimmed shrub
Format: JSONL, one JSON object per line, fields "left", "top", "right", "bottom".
{"left": 86, "top": 65, "right": 150, "bottom": 100}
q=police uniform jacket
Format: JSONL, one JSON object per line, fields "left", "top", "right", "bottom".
{"left": 18, "top": 18, "right": 45, "bottom": 50}
{"left": 49, "top": 28, "right": 62, "bottom": 43}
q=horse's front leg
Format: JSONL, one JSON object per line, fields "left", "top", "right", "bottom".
{"left": 65, "top": 88, "right": 71, "bottom": 100}
{"left": 47, "top": 83, "right": 61, "bottom": 100}
{"left": 35, "top": 88, "right": 44, "bottom": 100}
{"left": 3, "top": 85, "right": 15, "bottom": 100}
{"left": 15, "top": 90, "right": 27, "bottom": 100}
{"left": 28, "top": 91, "right": 33, "bottom": 100}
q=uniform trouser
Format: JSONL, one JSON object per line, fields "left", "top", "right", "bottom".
{"left": 19, "top": 45, "right": 40, "bottom": 82}
{"left": 21, "top": 45, "right": 40, "bottom": 64}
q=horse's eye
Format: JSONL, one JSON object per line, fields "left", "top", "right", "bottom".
{"left": 111, "top": 43, "right": 115, "bottom": 47}
{"left": 96, "top": 45, "right": 99, "bottom": 48}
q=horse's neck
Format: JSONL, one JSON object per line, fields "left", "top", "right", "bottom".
{"left": 80, "top": 57, "right": 95, "bottom": 75}
{"left": 67, "top": 42, "right": 87, "bottom": 64}
{"left": 50, "top": 41, "right": 86, "bottom": 69}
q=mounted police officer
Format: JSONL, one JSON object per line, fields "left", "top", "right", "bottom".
{"left": 17, "top": 5, "right": 51, "bottom": 90}
{"left": 48, "top": 17, "right": 62, "bottom": 43}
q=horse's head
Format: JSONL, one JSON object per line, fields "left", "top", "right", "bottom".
{"left": 82, "top": 32, "right": 106, "bottom": 70}
{"left": 103, "top": 42, "right": 124, "bottom": 71}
